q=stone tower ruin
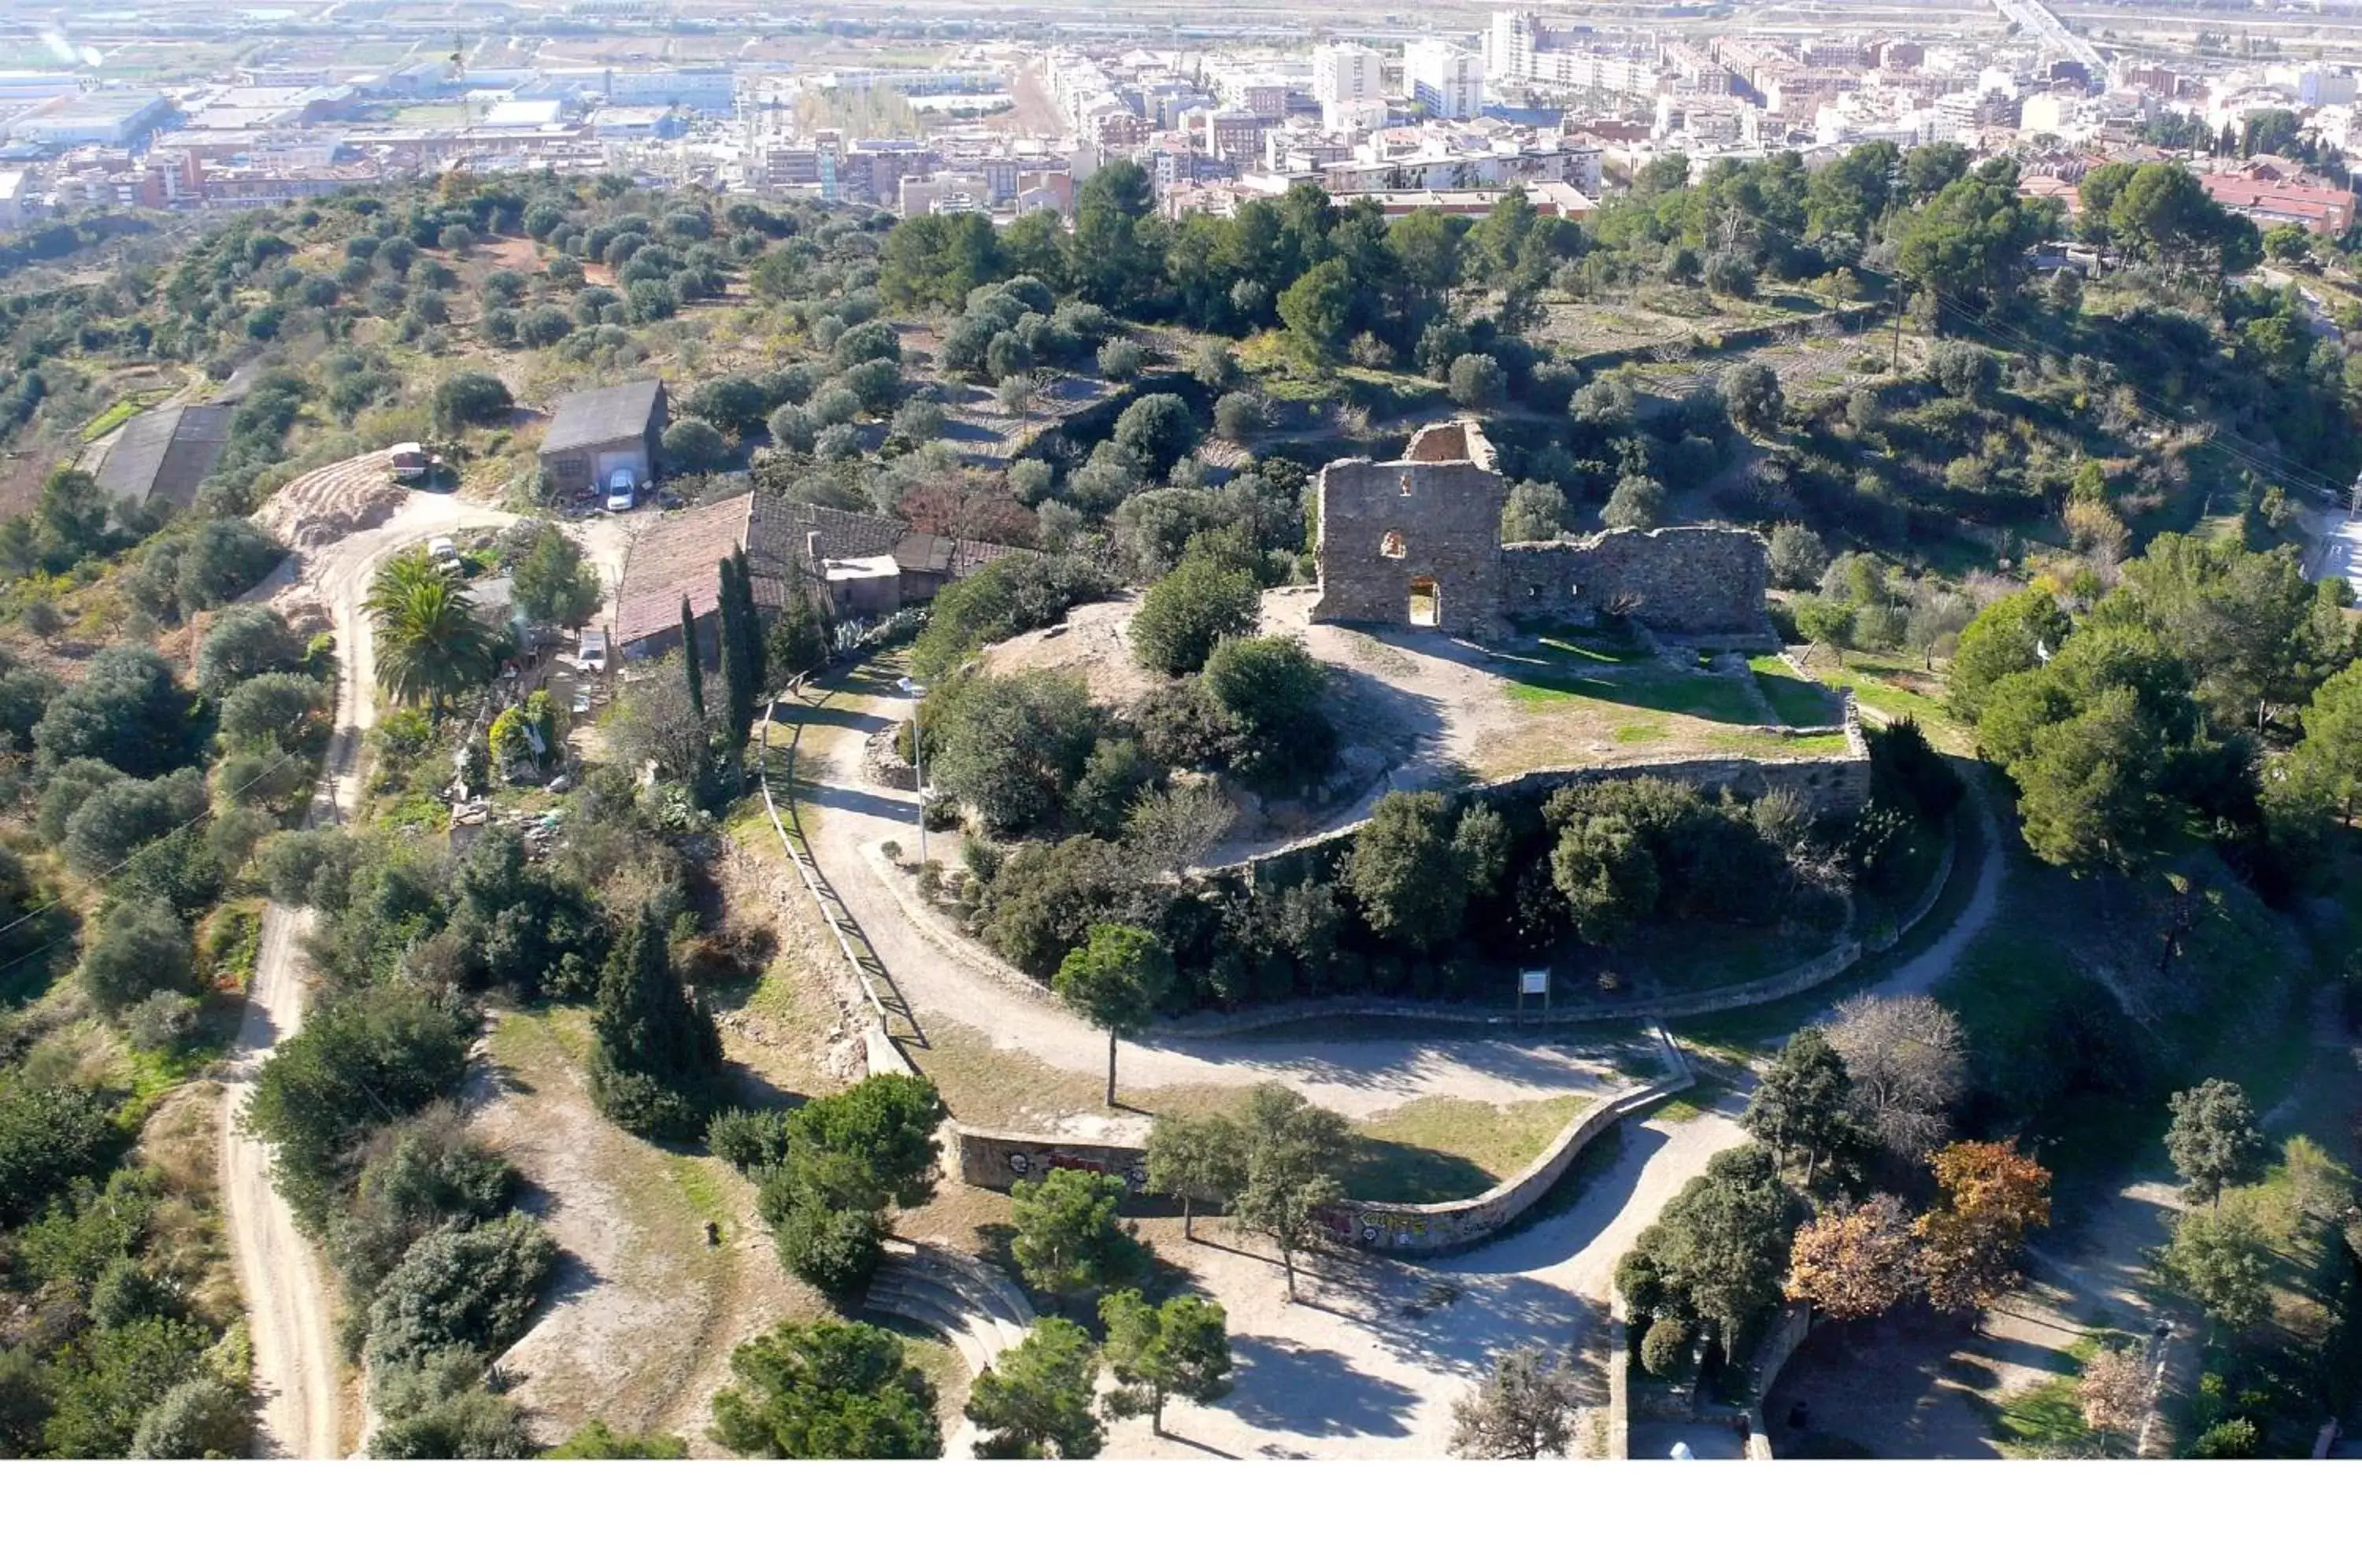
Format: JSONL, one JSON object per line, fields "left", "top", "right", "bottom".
{"left": 1310, "top": 420, "right": 1772, "bottom": 643}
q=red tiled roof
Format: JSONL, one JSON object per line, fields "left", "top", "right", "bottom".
{"left": 611, "top": 493, "right": 752, "bottom": 646}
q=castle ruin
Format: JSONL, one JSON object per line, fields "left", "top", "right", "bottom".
{"left": 1310, "top": 420, "right": 1772, "bottom": 643}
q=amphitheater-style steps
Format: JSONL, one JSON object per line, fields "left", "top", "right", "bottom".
{"left": 861, "top": 1241, "right": 1037, "bottom": 1460}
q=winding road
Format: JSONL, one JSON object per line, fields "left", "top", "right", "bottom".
{"left": 217, "top": 490, "right": 522, "bottom": 1459}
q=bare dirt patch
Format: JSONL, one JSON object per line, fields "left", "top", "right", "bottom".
{"left": 254, "top": 450, "right": 409, "bottom": 553}
{"left": 979, "top": 594, "right": 1161, "bottom": 710}
{"left": 469, "top": 1008, "right": 826, "bottom": 1455}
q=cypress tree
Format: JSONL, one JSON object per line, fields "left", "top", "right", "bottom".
{"left": 679, "top": 595, "right": 705, "bottom": 718}
{"left": 588, "top": 903, "right": 721, "bottom": 1138}
{"left": 716, "top": 556, "right": 753, "bottom": 745}
{"left": 731, "top": 543, "right": 768, "bottom": 699}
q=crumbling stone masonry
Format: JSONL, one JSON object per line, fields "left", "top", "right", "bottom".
{"left": 1311, "top": 420, "right": 1772, "bottom": 641}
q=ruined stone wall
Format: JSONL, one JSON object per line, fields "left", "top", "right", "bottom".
{"left": 1499, "top": 527, "right": 1771, "bottom": 637}
{"left": 1309, "top": 457, "right": 1509, "bottom": 638}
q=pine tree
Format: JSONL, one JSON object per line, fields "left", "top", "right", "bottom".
{"left": 679, "top": 596, "right": 705, "bottom": 718}
{"left": 716, "top": 556, "right": 753, "bottom": 745}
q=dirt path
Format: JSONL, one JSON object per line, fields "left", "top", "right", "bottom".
{"left": 790, "top": 676, "right": 1642, "bottom": 1124}
{"left": 1865, "top": 771, "right": 2003, "bottom": 1001}
{"left": 217, "top": 489, "right": 523, "bottom": 1459}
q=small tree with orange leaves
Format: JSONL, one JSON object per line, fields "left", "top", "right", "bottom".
{"left": 1786, "top": 1193, "right": 1919, "bottom": 1320}
{"left": 1914, "top": 1141, "right": 2052, "bottom": 1315}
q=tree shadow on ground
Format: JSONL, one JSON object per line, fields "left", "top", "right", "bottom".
{"left": 1223, "top": 1335, "right": 1420, "bottom": 1437}
{"left": 786, "top": 704, "right": 890, "bottom": 734}
{"left": 1341, "top": 1136, "right": 1496, "bottom": 1205}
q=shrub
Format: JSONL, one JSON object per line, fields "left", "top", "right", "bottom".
{"left": 1601, "top": 474, "right": 1667, "bottom": 531}
{"left": 175, "top": 520, "right": 284, "bottom": 614}
{"left": 120, "top": 989, "right": 205, "bottom": 1058}
{"left": 61, "top": 769, "right": 205, "bottom": 875}
{"left": 217, "top": 674, "right": 325, "bottom": 754}
{"left": 1201, "top": 634, "right": 1334, "bottom": 790}
{"left": 1928, "top": 340, "right": 1998, "bottom": 403}
{"left": 1766, "top": 523, "right": 1830, "bottom": 589}
{"left": 33, "top": 645, "right": 191, "bottom": 775}
{"left": 1112, "top": 393, "right": 1198, "bottom": 475}
{"left": 128, "top": 1378, "right": 253, "bottom": 1459}
{"left": 709, "top": 1318, "right": 941, "bottom": 1459}
{"left": 243, "top": 989, "right": 472, "bottom": 1226}
{"left": 1129, "top": 554, "right": 1260, "bottom": 677}
{"left": 2188, "top": 1418, "right": 2259, "bottom": 1459}
{"left": 363, "top": 1212, "right": 557, "bottom": 1380}
{"left": 0, "top": 1078, "right": 120, "bottom": 1226}
{"left": 196, "top": 606, "right": 305, "bottom": 697}
{"left": 78, "top": 906, "right": 196, "bottom": 1015}
{"left": 927, "top": 669, "right": 1102, "bottom": 836}
{"left": 661, "top": 416, "right": 731, "bottom": 475}
{"left": 768, "top": 1197, "right": 888, "bottom": 1295}
{"left": 1212, "top": 390, "right": 1264, "bottom": 442}
{"left": 431, "top": 371, "right": 513, "bottom": 432}
{"left": 1447, "top": 353, "right": 1506, "bottom": 410}
{"left": 1639, "top": 1315, "right": 1694, "bottom": 1377}
{"left": 1097, "top": 338, "right": 1146, "bottom": 381}
{"left": 368, "top": 1350, "right": 535, "bottom": 1459}
{"left": 1501, "top": 480, "right": 1571, "bottom": 542}
{"left": 1720, "top": 362, "right": 1784, "bottom": 434}
{"left": 707, "top": 1107, "right": 793, "bottom": 1173}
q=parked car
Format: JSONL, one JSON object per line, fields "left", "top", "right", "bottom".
{"left": 428, "top": 536, "right": 463, "bottom": 575}
{"left": 605, "top": 468, "right": 637, "bottom": 512}
{"left": 577, "top": 628, "right": 608, "bottom": 673}
{"left": 389, "top": 442, "right": 432, "bottom": 481}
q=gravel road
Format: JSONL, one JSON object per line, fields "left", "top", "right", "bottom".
{"left": 217, "top": 490, "right": 520, "bottom": 1459}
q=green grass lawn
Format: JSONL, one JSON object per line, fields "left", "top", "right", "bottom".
{"left": 1503, "top": 638, "right": 1764, "bottom": 726}
{"left": 1795, "top": 648, "right": 1966, "bottom": 748}
{"left": 1747, "top": 654, "right": 1846, "bottom": 727}
{"left": 1993, "top": 1333, "right": 2132, "bottom": 1458}
{"left": 913, "top": 1014, "right": 1598, "bottom": 1204}
{"left": 1348, "top": 1094, "right": 1593, "bottom": 1203}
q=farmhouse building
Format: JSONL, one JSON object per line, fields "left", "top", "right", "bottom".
{"left": 538, "top": 379, "right": 667, "bottom": 494}
{"left": 609, "top": 489, "right": 1035, "bottom": 660}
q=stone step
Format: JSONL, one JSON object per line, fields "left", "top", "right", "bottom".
{"left": 903, "top": 1244, "right": 1037, "bottom": 1331}
{"left": 863, "top": 1278, "right": 998, "bottom": 1373}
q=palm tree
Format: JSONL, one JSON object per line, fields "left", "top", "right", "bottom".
{"left": 367, "top": 549, "right": 500, "bottom": 715}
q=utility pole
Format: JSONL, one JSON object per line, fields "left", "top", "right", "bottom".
{"left": 898, "top": 675, "right": 930, "bottom": 864}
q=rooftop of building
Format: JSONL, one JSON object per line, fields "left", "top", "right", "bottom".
{"left": 540, "top": 379, "right": 665, "bottom": 455}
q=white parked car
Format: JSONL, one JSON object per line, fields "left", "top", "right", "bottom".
{"left": 577, "top": 628, "right": 609, "bottom": 673}
{"left": 605, "top": 468, "right": 637, "bottom": 512}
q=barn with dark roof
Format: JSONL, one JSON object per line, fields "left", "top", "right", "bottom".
{"left": 93, "top": 404, "right": 235, "bottom": 512}
{"left": 537, "top": 379, "right": 667, "bottom": 494}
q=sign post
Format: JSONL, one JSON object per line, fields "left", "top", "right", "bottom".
{"left": 1517, "top": 967, "right": 1551, "bottom": 1026}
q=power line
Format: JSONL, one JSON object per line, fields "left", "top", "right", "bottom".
{"left": 0, "top": 745, "right": 315, "bottom": 952}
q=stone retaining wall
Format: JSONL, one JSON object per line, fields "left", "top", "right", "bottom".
{"left": 953, "top": 1126, "right": 1150, "bottom": 1193}
{"left": 1740, "top": 1304, "right": 1815, "bottom": 1460}
{"left": 950, "top": 1030, "right": 1693, "bottom": 1266}
{"left": 1320, "top": 1027, "right": 1691, "bottom": 1256}
{"left": 1221, "top": 739, "right": 1870, "bottom": 897}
